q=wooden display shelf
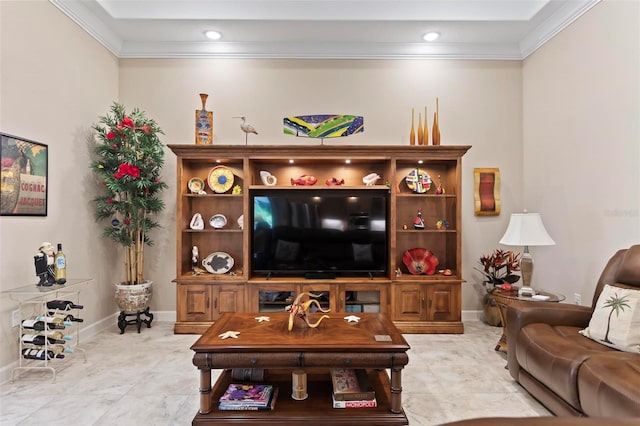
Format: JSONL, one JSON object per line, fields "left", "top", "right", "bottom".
{"left": 170, "top": 144, "right": 470, "bottom": 334}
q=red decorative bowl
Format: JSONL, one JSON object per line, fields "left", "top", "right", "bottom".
{"left": 403, "top": 248, "right": 439, "bottom": 275}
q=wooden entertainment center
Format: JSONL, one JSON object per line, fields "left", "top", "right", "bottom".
{"left": 168, "top": 144, "right": 470, "bottom": 334}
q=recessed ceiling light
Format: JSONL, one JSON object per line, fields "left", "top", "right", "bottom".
{"left": 205, "top": 30, "right": 222, "bottom": 40}
{"left": 423, "top": 32, "right": 440, "bottom": 42}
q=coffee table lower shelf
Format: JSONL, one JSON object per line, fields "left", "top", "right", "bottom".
{"left": 193, "top": 368, "right": 408, "bottom": 425}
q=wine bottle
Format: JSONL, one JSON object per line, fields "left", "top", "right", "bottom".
{"left": 46, "top": 300, "right": 83, "bottom": 310}
{"left": 21, "top": 334, "right": 67, "bottom": 345}
{"left": 41, "top": 330, "right": 73, "bottom": 341}
{"left": 47, "top": 312, "right": 84, "bottom": 323}
{"left": 49, "top": 344, "right": 74, "bottom": 354}
{"left": 54, "top": 243, "right": 67, "bottom": 284}
{"left": 35, "top": 315, "right": 72, "bottom": 327}
{"left": 22, "top": 348, "right": 64, "bottom": 360}
{"left": 21, "top": 319, "right": 65, "bottom": 331}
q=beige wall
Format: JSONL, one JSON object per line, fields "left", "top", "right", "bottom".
{"left": 0, "top": 0, "right": 637, "bottom": 376}
{"left": 118, "top": 58, "right": 524, "bottom": 313}
{"left": 0, "top": 1, "right": 119, "bottom": 372}
{"left": 522, "top": 0, "right": 640, "bottom": 304}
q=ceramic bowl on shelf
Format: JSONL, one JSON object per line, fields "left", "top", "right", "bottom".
{"left": 207, "top": 166, "right": 235, "bottom": 193}
{"left": 405, "top": 169, "right": 432, "bottom": 193}
{"left": 188, "top": 177, "right": 205, "bottom": 194}
{"left": 403, "top": 248, "right": 439, "bottom": 275}
{"left": 202, "top": 252, "right": 234, "bottom": 274}
{"left": 209, "top": 214, "right": 227, "bottom": 229}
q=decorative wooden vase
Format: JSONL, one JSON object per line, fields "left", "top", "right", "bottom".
{"left": 195, "top": 93, "right": 213, "bottom": 145}
{"left": 423, "top": 106, "right": 429, "bottom": 145}
{"left": 409, "top": 108, "right": 416, "bottom": 145}
{"left": 432, "top": 98, "right": 441, "bottom": 145}
{"left": 417, "top": 112, "right": 424, "bottom": 145}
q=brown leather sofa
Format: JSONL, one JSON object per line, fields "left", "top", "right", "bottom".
{"left": 506, "top": 244, "right": 640, "bottom": 418}
{"left": 440, "top": 417, "right": 640, "bottom": 425}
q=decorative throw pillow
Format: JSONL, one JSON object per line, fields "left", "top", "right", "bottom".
{"left": 274, "top": 240, "right": 300, "bottom": 262}
{"left": 579, "top": 284, "right": 640, "bottom": 353}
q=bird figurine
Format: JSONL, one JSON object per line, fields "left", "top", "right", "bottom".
{"left": 233, "top": 116, "right": 257, "bottom": 144}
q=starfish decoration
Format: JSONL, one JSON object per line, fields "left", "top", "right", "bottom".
{"left": 344, "top": 315, "right": 361, "bottom": 323}
{"left": 254, "top": 316, "right": 270, "bottom": 322}
{"left": 218, "top": 330, "right": 240, "bottom": 339}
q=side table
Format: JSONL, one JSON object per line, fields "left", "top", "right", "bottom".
{"left": 492, "top": 288, "right": 565, "bottom": 353}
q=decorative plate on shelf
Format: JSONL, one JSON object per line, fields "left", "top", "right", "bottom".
{"left": 202, "top": 252, "right": 234, "bottom": 274}
{"left": 207, "top": 166, "right": 235, "bottom": 193}
{"left": 188, "top": 177, "right": 205, "bottom": 194}
{"left": 209, "top": 214, "right": 227, "bottom": 229}
{"left": 403, "top": 248, "right": 439, "bottom": 275}
{"left": 405, "top": 169, "right": 432, "bottom": 193}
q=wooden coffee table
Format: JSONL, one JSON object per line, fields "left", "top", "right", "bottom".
{"left": 191, "top": 312, "right": 410, "bottom": 425}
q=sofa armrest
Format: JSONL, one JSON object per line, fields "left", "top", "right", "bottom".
{"left": 506, "top": 303, "right": 593, "bottom": 380}
{"left": 507, "top": 302, "right": 593, "bottom": 330}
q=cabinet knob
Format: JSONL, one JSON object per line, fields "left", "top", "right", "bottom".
{"left": 250, "top": 358, "right": 258, "bottom": 365}
{"left": 344, "top": 358, "right": 351, "bottom": 365}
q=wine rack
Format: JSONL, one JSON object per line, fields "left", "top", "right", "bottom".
{"left": 6, "top": 278, "right": 92, "bottom": 382}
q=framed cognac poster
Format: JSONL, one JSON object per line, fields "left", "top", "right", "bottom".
{"left": 0, "top": 132, "right": 48, "bottom": 216}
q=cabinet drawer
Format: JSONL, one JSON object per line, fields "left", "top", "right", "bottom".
{"left": 302, "top": 352, "right": 399, "bottom": 368}
{"left": 197, "top": 352, "right": 301, "bottom": 368}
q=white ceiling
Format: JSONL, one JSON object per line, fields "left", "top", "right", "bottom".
{"left": 50, "top": 0, "right": 600, "bottom": 59}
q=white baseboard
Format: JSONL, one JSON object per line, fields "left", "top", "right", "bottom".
{"left": 462, "top": 310, "right": 483, "bottom": 322}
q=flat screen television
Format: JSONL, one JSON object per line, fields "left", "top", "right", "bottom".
{"left": 251, "top": 188, "right": 389, "bottom": 278}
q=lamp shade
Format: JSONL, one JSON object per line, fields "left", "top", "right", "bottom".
{"left": 499, "top": 213, "right": 555, "bottom": 247}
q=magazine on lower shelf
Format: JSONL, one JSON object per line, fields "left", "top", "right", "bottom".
{"left": 218, "top": 383, "right": 278, "bottom": 410}
{"left": 330, "top": 368, "right": 376, "bottom": 401}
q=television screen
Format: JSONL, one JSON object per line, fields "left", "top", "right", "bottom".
{"left": 251, "top": 189, "right": 388, "bottom": 278}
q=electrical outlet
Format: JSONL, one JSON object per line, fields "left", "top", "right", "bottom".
{"left": 11, "top": 309, "right": 21, "bottom": 327}
{"left": 574, "top": 293, "right": 582, "bottom": 305}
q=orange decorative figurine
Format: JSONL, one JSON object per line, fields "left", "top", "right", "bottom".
{"left": 286, "top": 292, "right": 330, "bottom": 331}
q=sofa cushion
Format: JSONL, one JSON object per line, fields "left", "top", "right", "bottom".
{"left": 579, "top": 284, "right": 640, "bottom": 353}
{"left": 516, "top": 323, "right": 616, "bottom": 410}
{"left": 577, "top": 353, "right": 640, "bottom": 417}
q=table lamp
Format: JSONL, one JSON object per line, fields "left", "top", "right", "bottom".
{"left": 499, "top": 212, "right": 555, "bottom": 297}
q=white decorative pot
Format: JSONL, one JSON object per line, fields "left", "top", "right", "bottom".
{"left": 115, "top": 281, "right": 153, "bottom": 313}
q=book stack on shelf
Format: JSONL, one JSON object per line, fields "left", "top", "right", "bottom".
{"left": 218, "top": 383, "right": 278, "bottom": 411}
{"left": 330, "top": 368, "right": 377, "bottom": 409}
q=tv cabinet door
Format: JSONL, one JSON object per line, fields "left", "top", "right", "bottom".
{"left": 178, "top": 284, "right": 212, "bottom": 322}
{"left": 249, "top": 283, "right": 301, "bottom": 313}
{"left": 340, "top": 283, "right": 388, "bottom": 315}
{"left": 212, "top": 284, "right": 246, "bottom": 320}
{"left": 426, "top": 283, "right": 461, "bottom": 322}
{"left": 392, "top": 283, "right": 426, "bottom": 321}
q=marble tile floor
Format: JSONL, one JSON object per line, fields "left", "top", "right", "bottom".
{"left": 0, "top": 320, "right": 550, "bottom": 426}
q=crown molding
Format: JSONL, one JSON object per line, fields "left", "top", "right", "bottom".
{"left": 520, "top": 0, "right": 601, "bottom": 58}
{"left": 50, "top": 0, "right": 601, "bottom": 60}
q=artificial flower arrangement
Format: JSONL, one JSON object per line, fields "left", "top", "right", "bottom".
{"left": 476, "top": 249, "right": 521, "bottom": 291}
{"left": 90, "top": 103, "right": 168, "bottom": 285}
